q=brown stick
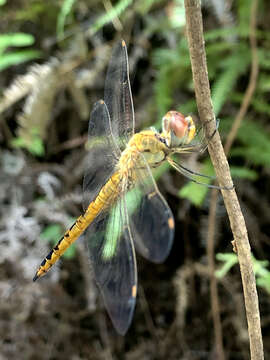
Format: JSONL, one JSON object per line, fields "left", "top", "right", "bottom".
{"left": 207, "top": 188, "right": 225, "bottom": 360}
{"left": 184, "top": 1, "right": 264, "bottom": 359}
{"left": 206, "top": 0, "right": 259, "bottom": 358}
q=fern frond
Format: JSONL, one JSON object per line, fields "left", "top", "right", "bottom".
{"left": 237, "top": 0, "right": 251, "bottom": 36}
{"left": 252, "top": 97, "right": 270, "bottom": 117}
{"left": 136, "top": 0, "right": 162, "bottom": 14}
{"left": 258, "top": 48, "right": 270, "bottom": 70}
{"left": 57, "top": 0, "right": 76, "bottom": 39}
{"left": 17, "top": 57, "right": 61, "bottom": 144}
{"left": 212, "top": 51, "right": 250, "bottom": 116}
{"left": 230, "top": 119, "right": 270, "bottom": 168}
{"left": 0, "top": 58, "right": 58, "bottom": 114}
{"left": 153, "top": 38, "right": 191, "bottom": 118}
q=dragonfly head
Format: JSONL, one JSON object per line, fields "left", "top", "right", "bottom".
{"left": 162, "top": 111, "right": 196, "bottom": 147}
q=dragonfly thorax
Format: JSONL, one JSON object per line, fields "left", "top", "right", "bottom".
{"left": 118, "top": 130, "right": 167, "bottom": 174}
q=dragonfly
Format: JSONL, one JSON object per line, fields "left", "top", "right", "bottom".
{"left": 33, "top": 40, "right": 218, "bottom": 335}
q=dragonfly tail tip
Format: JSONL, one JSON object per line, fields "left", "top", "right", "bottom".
{"left": 33, "top": 273, "right": 39, "bottom": 282}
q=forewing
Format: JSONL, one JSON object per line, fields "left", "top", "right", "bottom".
{"left": 83, "top": 100, "right": 119, "bottom": 210}
{"left": 84, "top": 191, "right": 137, "bottom": 335}
{"left": 127, "top": 158, "right": 175, "bottom": 263}
{"left": 104, "top": 40, "right": 135, "bottom": 150}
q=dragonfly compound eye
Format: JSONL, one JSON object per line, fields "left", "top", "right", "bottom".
{"left": 162, "top": 111, "right": 195, "bottom": 146}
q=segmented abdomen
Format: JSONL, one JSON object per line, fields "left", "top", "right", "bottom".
{"left": 33, "top": 172, "right": 122, "bottom": 281}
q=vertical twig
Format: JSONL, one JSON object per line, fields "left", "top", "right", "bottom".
{"left": 206, "top": 0, "right": 259, "bottom": 358}
{"left": 207, "top": 190, "right": 225, "bottom": 360}
{"left": 184, "top": 1, "right": 264, "bottom": 359}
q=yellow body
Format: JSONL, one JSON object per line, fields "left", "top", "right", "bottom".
{"left": 33, "top": 130, "right": 170, "bottom": 280}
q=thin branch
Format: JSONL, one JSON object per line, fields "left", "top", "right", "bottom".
{"left": 207, "top": 189, "right": 225, "bottom": 360}
{"left": 207, "top": 1, "right": 260, "bottom": 358}
{"left": 184, "top": 1, "right": 264, "bottom": 360}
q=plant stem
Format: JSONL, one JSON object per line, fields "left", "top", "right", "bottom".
{"left": 184, "top": 1, "right": 264, "bottom": 359}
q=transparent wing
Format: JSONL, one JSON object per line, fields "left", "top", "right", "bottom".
{"left": 83, "top": 100, "right": 119, "bottom": 210}
{"left": 104, "top": 40, "right": 135, "bottom": 150}
{"left": 84, "top": 187, "right": 137, "bottom": 335}
{"left": 127, "top": 156, "right": 175, "bottom": 263}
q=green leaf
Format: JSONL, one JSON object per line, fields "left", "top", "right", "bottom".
{"left": 204, "top": 27, "right": 239, "bottom": 42}
{"left": 0, "top": 33, "right": 35, "bottom": 52}
{"left": 212, "top": 51, "right": 250, "bottom": 116}
{"left": 0, "top": 0, "right": 6, "bottom": 6}
{"left": 252, "top": 256, "right": 269, "bottom": 277}
{"left": 230, "top": 166, "right": 258, "bottom": 180}
{"left": 178, "top": 160, "right": 214, "bottom": 206}
{"left": 215, "top": 252, "right": 238, "bottom": 278}
{"left": 41, "top": 224, "right": 62, "bottom": 242}
{"left": 136, "top": 0, "right": 163, "bottom": 14}
{"left": 12, "top": 133, "right": 45, "bottom": 156}
{"left": 257, "top": 274, "right": 270, "bottom": 294}
{"left": 57, "top": 0, "right": 76, "bottom": 39}
{"left": 216, "top": 252, "right": 270, "bottom": 294}
{"left": 0, "top": 50, "right": 41, "bottom": 71}
{"left": 29, "top": 136, "right": 45, "bottom": 156}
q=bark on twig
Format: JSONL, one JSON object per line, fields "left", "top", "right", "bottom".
{"left": 184, "top": 1, "right": 264, "bottom": 359}
{"left": 206, "top": 191, "right": 225, "bottom": 360}
{"left": 206, "top": 0, "right": 259, "bottom": 358}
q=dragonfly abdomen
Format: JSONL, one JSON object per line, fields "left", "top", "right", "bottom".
{"left": 33, "top": 172, "right": 122, "bottom": 281}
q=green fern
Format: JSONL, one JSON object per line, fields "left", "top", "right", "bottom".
{"left": 258, "top": 48, "right": 270, "bottom": 70}
{"left": 136, "top": 0, "right": 163, "bottom": 14}
{"left": 153, "top": 38, "right": 191, "bottom": 119}
{"left": 212, "top": 48, "right": 250, "bottom": 116}
{"left": 216, "top": 253, "right": 270, "bottom": 295}
{"left": 0, "top": 33, "right": 40, "bottom": 71}
{"left": 204, "top": 27, "right": 239, "bottom": 42}
{"left": 237, "top": 0, "right": 251, "bottom": 37}
{"left": 57, "top": 0, "right": 76, "bottom": 39}
{"left": 230, "top": 119, "right": 270, "bottom": 168}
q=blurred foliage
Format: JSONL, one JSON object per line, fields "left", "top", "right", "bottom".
{"left": 216, "top": 253, "right": 270, "bottom": 295}
{"left": 0, "top": 0, "right": 40, "bottom": 68}
{"left": 57, "top": 0, "right": 76, "bottom": 39}
{"left": 178, "top": 159, "right": 214, "bottom": 207}
{"left": 12, "top": 128, "right": 45, "bottom": 156}
{"left": 0, "top": 32, "right": 40, "bottom": 71}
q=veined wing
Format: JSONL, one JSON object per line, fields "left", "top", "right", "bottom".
{"left": 84, "top": 181, "right": 137, "bottom": 335}
{"left": 83, "top": 40, "right": 134, "bottom": 209}
{"left": 127, "top": 155, "right": 175, "bottom": 263}
{"left": 83, "top": 100, "right": 119, "bottom": 210}
{"left": 104, "top": 40, "right": 135, "bottom": 150}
